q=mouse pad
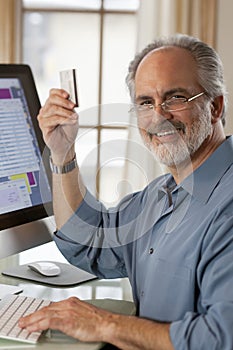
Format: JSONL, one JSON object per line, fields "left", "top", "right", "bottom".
{"left": 1, "top": 262, "right": 97, "bottom": 286}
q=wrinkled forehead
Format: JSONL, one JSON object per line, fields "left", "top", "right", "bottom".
{"left": 137, "top": 46, "right": 198, "bottom": 72}
{"left": 135, "top": 46, "right": 200, "bottom": 95}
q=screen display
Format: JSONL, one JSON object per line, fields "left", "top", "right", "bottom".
{"left": 0, "top": 77, "right": 52, "bottom": 215}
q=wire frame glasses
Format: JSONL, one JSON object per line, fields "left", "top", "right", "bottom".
{"left": 129, "top": 91, "right": 205, "bottom": 118}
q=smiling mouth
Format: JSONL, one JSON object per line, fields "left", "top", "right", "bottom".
{"left": 147, "top": 121, "right": 185, "bottom": 140}
{"left": 149, "top": 127, "right": 184, "bottom": 139}
{"left": 155, "top": 129, "right": 178, "bottom": 137}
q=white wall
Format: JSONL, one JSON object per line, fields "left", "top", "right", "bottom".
{"left": 216, "top": 0, "right": 233, "bottom": 134}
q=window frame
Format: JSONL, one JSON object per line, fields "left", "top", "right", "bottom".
{"left": 22, "top": 0, "right": 139, "bottom": 199}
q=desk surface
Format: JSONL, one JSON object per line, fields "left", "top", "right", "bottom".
{"left": 0, "top": 242, "right": 134, "bottom": 349}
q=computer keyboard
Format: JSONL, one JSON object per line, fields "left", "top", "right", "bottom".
{"left": 0, "top": 294, "right": 50, "bottom": 344}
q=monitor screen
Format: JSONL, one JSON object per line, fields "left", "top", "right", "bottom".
{"left": 0, "top": 64, "right": 54, "bottom": 259}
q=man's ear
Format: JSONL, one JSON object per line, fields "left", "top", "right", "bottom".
{"left": 211, "top": 95, "right": 224, "bottom": 124}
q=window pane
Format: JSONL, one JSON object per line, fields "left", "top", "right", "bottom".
{"left": 101, "top": 13, "right": 137, "bottom": 123}
{"left": 78, "top": 105, "right": 99, "bottom": 127}
{"left": 23, "top": 12, "right": 100, "bottom": 115}
{"left": 104, "top": 0, "right": 140, "bottom": 11}
{"left": 23, "top": 0, "right": 101, "bottom": 10}
{"left": 99, "top": 129, "right": 129, "bottom": 206}
{"left": 99, "top": 103, "right": 130, "bottom": 126}
{"left": 23, "top": 0, "right": 140, "bottom": 11}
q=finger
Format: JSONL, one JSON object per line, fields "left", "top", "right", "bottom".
{"left": 28, "top": 318, "right": 67, "bottom": 333}
{"left": 48, "top": 88, "right": 76, "bottom": 110}
{"left": 39, "top": 115, "right": 78, "bottom": 131}
{"left": 39, "top": 102, "right": 76, "bottom": 119}
{"left": 19, "top": 297, "right": 84, "bottom": 329}
{"left": 23, "top": 313, "right": 74, "bottom": 334}
{"left": 19, "top": 302, "right": 72, "bottom": 331}
{"left": 38, "top": 106, "right": 78, "bottom": 127}
{"left": 19, "top": 299, "right": 75, "bottom": 327}
{"left": 49, "top": 88, "right": 69, "bottom": 101}
{"left": 19, "top": 310, "right": 46, "bottom": 329}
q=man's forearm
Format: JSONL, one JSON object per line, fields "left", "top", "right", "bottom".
{"left": 102, "top": 314, "right": 174, "bottom": 350}
{"left": 52, "top": 165, "right": 86, "bottom": 230}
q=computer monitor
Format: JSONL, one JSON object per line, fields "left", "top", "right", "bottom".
{"left": 0, "top": 64, "right": 54, "bottom": 259}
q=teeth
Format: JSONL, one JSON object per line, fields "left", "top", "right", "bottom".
{"left": 155, "top": 130, "right": 177, "bottom": 137}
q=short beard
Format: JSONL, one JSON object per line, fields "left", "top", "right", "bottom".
{"left": 145, "top": 103, "right": 213, "bottom": 167}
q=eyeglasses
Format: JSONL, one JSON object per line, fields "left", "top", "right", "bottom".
{"left": 130, "top": 91, "right": 205, "bottom": 118}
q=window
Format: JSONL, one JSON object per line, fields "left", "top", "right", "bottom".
{"left": 22, "top": 0, "right": 139, "bottom": 206}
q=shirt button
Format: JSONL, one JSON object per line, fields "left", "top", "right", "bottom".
{"left": 149, "top": 247, "right": 154, "bottom": 254}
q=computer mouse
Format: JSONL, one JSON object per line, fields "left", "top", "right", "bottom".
{"left": 28, "top": 261, "right": 61, "bottom": 277}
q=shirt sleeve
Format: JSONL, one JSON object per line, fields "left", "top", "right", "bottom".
{"left": 53, "top": 189, "right": 145, "bottom": 279}
{"left": 170, "top": 212, "right": 233, "bottom": 350}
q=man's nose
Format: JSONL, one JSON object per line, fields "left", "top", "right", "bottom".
{"left": 151, "top": 106, "right": 172, "bottom": 123}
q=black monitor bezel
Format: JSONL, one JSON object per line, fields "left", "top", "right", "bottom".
{"left": 0, "top": 64, "right": 53, "bottom": 231}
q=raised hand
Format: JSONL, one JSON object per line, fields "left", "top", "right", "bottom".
{"left": 37, "top": 88, "right": 79, "bottom": 163}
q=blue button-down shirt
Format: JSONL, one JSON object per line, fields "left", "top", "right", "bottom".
{"left": 55, "top": 136, "right": 233, "bottom": 349}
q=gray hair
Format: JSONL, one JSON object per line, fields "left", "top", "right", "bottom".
{"left": 126, "top": 34, "right": 228, "bottom": 126}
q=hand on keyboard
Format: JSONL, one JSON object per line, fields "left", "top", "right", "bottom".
{"left": 0, "top": 294, "right": 50, "bottom": 343}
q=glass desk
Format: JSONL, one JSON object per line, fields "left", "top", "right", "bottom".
{"left": 0, "top": 242, "right": 134, "bottom": 349}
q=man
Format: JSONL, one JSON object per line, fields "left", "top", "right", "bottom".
{"left": 19, "top": 34, "right": 233, "bottom": 349}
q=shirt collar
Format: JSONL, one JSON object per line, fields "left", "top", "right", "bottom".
{"left": 181, "top": 136, "right": 233, "bottom": 203}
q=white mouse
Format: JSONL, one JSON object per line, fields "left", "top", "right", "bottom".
{"left": 28, "top": 261, "right": 61, "bottom": 277}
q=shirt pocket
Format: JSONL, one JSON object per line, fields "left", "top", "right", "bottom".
{"left": 140, "top": 258, "right": 193, "bottom": 321}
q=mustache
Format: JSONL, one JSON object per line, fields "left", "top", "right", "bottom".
{"left": 146, "top": 120, "right": 186, "bottom": 135}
